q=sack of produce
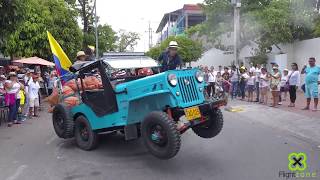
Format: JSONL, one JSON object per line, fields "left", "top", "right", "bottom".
{"left": 65, "top": 80, "right": 78, "bottom": 91}
{"left": 62, "top": 85, "right": 74, "bottom": 96}
{"left": 64, "top": 96, "right": 80, "bottom": 107}
{"left": 84, "top": 76, "right": 102, "bottom": 89}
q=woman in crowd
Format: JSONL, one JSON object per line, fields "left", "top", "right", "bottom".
{"left": 207, "top": 68, "right": 216, "bottom": 97}
{"left": 222, "top": 67, "right": 231, "bottom": 96}
{"left": 269, "top": 67, "right": 281, "bottom": 107}
{"left": 5, "top": 72, "right": 22, "bottom": 127}
{"left": 288, "top": 63, "right": 300, "bottom": 107}
{"left": 47, "top": 72, "right": 57, "bottom": 95}
{"left": 246, "top": 71, "right": 255, "bottom": 102}
{"left": 230, "top": 65, "right": 240, "bottom": 100}
{"left": 279, "top": 69, "right": 289, "bottom": 104}
{"left": 259, "top": 67, "right": 269, "bottom": 105}
{"left": 239, "top": 67, "right": 249, "bottom": 100}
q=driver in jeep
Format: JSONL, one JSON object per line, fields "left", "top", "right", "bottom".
{"left": 158, "top": 41, "right": 182, "bottom": 72}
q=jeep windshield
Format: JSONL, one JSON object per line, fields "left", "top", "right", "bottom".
{"left": 102, "top": 52, "right": 160, "bottom": 81}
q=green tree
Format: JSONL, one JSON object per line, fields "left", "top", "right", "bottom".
{"left": 117, "top": 30, "right": 140, "bottom": 52}
{"left": 2, "top": 0, "right": 82, "bottom": 60}
{"left": 146, "top": 36, "right": 203, "bottom": 64}
{"left": 97, "top": 24, "right": 117, "bottom": 53}
{"left": 199, "top": 0, "right": 318, "bottom": 55}
{"left": 0, "top": 0, "right": 28, "bottom": 53}
{"left": 65, "top": 0, "right": 98, "bottom": 48}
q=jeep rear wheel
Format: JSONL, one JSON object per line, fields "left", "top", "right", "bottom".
{"left": 192, "top": 109, "right": 223, "bottom": 138}
{"left": 141, "top": 111, "right": 181, "bottom": 159}
{"left": 52, "top": 104, "right": 74, "bottom": 139}
{"left": 75, "top": 116, "right": 99, "bottom": 151}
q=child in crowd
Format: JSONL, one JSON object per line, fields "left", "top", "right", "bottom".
{"left": 247, "top": 72, "right": 255, "bottom": 102}
{"left": 18, "top": 85, "right": 26, "bottom": 122}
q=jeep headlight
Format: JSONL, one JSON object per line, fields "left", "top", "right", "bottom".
{"left": 168, "top": 74, "right": 178, "bottom": 86}
{"left": 195, "top": 71, "right": 204, "bottom": 83}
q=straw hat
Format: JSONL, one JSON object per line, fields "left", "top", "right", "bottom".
{"left": 76, "top": 51, "right": 86, "bottom": 58}
{"left": 8, "top": 72, "right": 17, "bottom": 77}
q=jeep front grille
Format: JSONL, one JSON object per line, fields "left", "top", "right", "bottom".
{"left": 178, "top": 76, "right": 200, "bottom": 103}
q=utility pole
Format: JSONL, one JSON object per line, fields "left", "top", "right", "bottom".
{"left": 148, "top": 21, "right": 153, "bottom": 49}
{"left": 231, "top": 0, "right": 241, "bottom": 66}
{"left": 94, "top": 0, "right": 99, "bottom": 58}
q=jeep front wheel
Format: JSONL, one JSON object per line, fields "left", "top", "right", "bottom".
{"left": 192, "top": 109, "right": 223, "bottom": 138}
{"left": 141, "top": 111, "right": 181, "bottom": 159}
{"left": 75, "top": 116, "right": 99, "bottom": 151}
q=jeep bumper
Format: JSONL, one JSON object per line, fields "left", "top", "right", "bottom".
{"left": 168, "top": 99, "right": 227, "bottom": 134}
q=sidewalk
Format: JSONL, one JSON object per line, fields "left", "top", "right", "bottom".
{"left": 227, "top": 97, "right": 320, "bottom": 145}
{"left": 277, "top": 91, "right": 320, "bottom": 119}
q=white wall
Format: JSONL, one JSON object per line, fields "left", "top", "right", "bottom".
{"left": 191, "top": 48, "right": 234, "bottom": 68}
{"left": 193, "top": 38, "right": 320, "bottom": 69}
{"left": 291, "top": 38, "right": 320, "bottom": 68}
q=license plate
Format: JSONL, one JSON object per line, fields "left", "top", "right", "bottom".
{"left": 184, "top": 106, "right": 201, "bottom": 121}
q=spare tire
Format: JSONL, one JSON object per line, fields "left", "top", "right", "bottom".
{"left": 52, "top": 104, "right": 74, "bottom": 139}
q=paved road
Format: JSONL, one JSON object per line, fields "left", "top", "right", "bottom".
{"left": 0, "top": 104, "right": 319, "bottom": 180}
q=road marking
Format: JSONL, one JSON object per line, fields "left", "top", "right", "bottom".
{"left": 225, "top": 106, "right": 244, "bottom": 112}
{"left": 5, "top": 165, "right": 27, "bottom": 180}
{"left": 46, "top": 135, "right": 56, "bottom": 145}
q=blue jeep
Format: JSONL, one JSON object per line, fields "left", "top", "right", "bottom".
{"left": 52, "top": 56, "right": 226, "bottom": 159}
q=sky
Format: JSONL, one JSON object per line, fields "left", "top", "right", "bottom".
{"left": 96, "top": 0, "right": 203, "bottom": 52}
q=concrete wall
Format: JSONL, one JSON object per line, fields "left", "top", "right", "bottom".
{"left": 267, "top": 38, "right": 320, "bottom": 69}
{"left": 193, "top": 37, "right": 320, "bottom": 69}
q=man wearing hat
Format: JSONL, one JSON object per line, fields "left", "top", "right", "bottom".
{"left": 158, "top": 41, "right": 182, "bottom": 72}
{"left": 76, "top": 51, "right": 86, "bottom": 61}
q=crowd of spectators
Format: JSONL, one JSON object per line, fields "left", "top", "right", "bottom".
{"left": 201, "top": 57, "right": 320, "bottom": 111}
{"left": 0, "top": 68, "right": 58, "bottom": 127}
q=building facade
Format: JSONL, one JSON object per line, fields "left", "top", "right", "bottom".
{"left": 156, "top": 4, "right": 206, "bottom": 43}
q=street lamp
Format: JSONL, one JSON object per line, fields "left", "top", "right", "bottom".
{"left": 231, "top": 0, "right": 241, "bottom": 66}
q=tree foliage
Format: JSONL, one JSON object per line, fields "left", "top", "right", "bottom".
{"left": 1, "top": 0, "right": 82, "bottom": 60}
{"left": 117, "top": 30, "right": 140, "bottom": 52}
{"left": 0, "top": 0, "right": 28, "bottom": 53}
{"left": 198, "top": 0, "right": 319, "bottom": 55}
{"left": 146, "top": 36, "right": 203, "bottom": 64}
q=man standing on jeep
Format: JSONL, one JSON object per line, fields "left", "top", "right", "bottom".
{"left": 158, "top": 41, "right": 182, "bottom": 72}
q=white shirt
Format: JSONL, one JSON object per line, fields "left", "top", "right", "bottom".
{"left": 24, "top": 75, "right": 32, "bottom": 85}
{"left": 230, "top": 70, "right": 239, "bottom": 82}
{"left": 259, "top": 74, "right": 269, "bottom": 88}
{"left": 288, "top": 71, "right": 300, "bottom": 86}
{"left": 280, "top": 75, "right": 289, "bottom": 87}
{"left": 247, "top": 76, "right": 255, "bottom": 85}
{"left": 208, "top": 72, "right": 215, "bottom": 83}
{"left": 5, "top": 80, "right": 21, "bottom": 98}
{"left": 28, "top": 80, "right": 40, "bottom": 99}
{"left": 241, "top": 73, "right": 249, "bottom": 80}
{"left": 249, "top": 67, "right": 256, "bottom": 73}
{"left": 255, "top": 68, "right": 262, "bottom": 82}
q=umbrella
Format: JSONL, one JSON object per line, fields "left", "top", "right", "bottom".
{"left": 13, "top": 57, "right": 55, "bottom": 66}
